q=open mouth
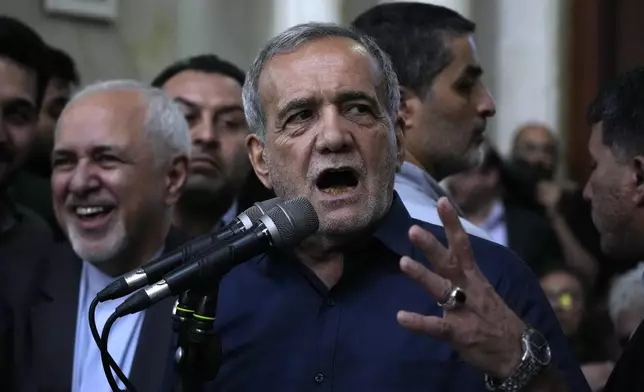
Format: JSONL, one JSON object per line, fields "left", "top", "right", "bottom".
{"left": 315, "top": 168, "right": 359, "bottom": 195}
{"left": 73, "top": 205, "right": 115, "bottom": 222}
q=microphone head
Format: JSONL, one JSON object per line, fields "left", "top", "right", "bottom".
{"left": 238, "top": 197, "right": 282, "bottom": 229}
{"left": 260, "top": 197, "right": 319, "bottom": 247}
{"left": 254, "top": 197, "right": 282, "bottom": 215}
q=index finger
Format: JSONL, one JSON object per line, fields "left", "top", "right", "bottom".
{"left": 436, "top": 197, "right": 476, "bottom": 270}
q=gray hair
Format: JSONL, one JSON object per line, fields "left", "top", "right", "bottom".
{"left": 242, "top": 22, "right": 400, "bottom": 141}
{"left": 59, "top": 79, "right": 191, "bottom": 166}
{"left": 608, "top": 262, "right": 644, "bottom": 326}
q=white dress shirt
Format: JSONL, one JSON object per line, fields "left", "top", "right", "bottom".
{"left": 394, "top": 162, "right": 493, "bottom": 241}
{"left": 221, "top": 199, "right": 239, "bottom": 225}
{"left": 477, "top": 199, "right": 508, "bottom": 247}
{"left": 72, "top": 248, "right": 163, "bottom": 392}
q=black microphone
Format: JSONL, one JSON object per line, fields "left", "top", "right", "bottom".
{"left": 96, "top": 197, "right": 282, "bottom": 302}
{"left": 115, "top": 196, "right": 319, "bottom": 317}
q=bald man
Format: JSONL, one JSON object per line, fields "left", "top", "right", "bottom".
{"left": 509, "top": 123, "right": 601, "bottom": 291}
{"left": 512, "top": 123, "right": 559, "bottom": 179}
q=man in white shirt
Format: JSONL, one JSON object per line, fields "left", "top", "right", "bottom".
{"left": 446, "top": 145, "right": 564, "bottom": 273}
{"left": 5, "top": 80, "right": 191, "bottom": 392}
{"left": 352, "top": 3, "right": 496, "bottom": 240}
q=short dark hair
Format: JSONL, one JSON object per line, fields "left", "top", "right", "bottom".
{"left": 587, "top": 66, "right": 644, "bottom": 160}
{"left": 352, "top": 2, "right": 475, "bottom": 97}
{"left": 47, "top": 46, "right": 79, "bottom": 85}
{"left": 151, "top": 54, "right": 245, "bottom": 88}
{"left": 0, "top": 16, "right": 49, "bottom": 107}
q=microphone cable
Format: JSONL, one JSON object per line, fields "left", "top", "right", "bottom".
{"left": 89, "top": 296, "right": 136, "bottom": 392}
{"left": 100, "top": 311, "right": 131, "bottom": 391}
{"left": 91, "top": 233, "right": 241, "bottom": 392}
{"left": 92, "top": 196, "right": 317, "bottom": 391}
{"left": 89, "top": 234, "right": 244, "bottom": 392}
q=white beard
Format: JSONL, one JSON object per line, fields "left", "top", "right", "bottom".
{"left": 67, "top": 218, "right": 128, "bottom": 264}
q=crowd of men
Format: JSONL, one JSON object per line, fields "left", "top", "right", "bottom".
{"left": 2, "top": 1, "right": 644, "bottom": 391}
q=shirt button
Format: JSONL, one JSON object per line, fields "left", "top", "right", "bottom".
{"left": 314, "top": 373, "right": 325, "bottom": 383}
{"left": 326, "top": 298, "right": 335, "bottom": 307}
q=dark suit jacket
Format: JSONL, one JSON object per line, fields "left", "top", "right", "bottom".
{"left": 504, "top": 202, "right": 564, "bottom": 275}
{"left": 3, "top": 227, "right": 188, "bottom": 392}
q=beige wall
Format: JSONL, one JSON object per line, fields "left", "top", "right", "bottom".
{"left": 0, "top": 0, "right": 178, "bottom": 84}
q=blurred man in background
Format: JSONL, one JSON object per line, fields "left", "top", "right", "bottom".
{"left": 0, "top": 16, "right": 54, "bottom": 300}
{"left": 152, "top": 55, "right": 273, "bottom": 238}
{"left": 609, "top": 263, "right": 644, "bottom": 349}
{"left": 540, "top": 266, "right": 617, "bottom": 391}
{"left": 509, "top": 123, "right": 600, "bottom": 288}
{"left": 352, "top": 2, "right": 495, "bottom": 240}
{"left": 9, "top": 45, "right": 79, "bottom": 241}
{"left": 32, "top": 45, "right": 79, "bottom": 177}
{"left": 447, "top": 144, "right": 562, "bottom": 273}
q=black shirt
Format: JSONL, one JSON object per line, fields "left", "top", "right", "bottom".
{"left": 603, "top": 319, "right": 644, "bottom": 391}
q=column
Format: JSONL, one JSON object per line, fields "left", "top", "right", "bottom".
{"left": 381, "top": 0, "right": 472, "bottom": 20}
{"left": 271, "top": 0, "right": 342, "bottom": 36}
{"left": 483, "top": 0, "right": 565, "bottom": 156}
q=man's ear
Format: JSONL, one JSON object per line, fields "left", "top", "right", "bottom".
{"left": 246, "top": 134, "right": 272, "bottom": 189}
{"left": 394, "top": 115, "right": 405, "bottom": 172}
{"left": 165, "top": 154, "right": 189, "bottom": 206}
{"left": 633, "top": 155, "right": 644, "bottom": 204}
{"left": 398, "top": 86, "right": 420, "bottom": 135}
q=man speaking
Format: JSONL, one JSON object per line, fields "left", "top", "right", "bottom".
{"left": 205, "top": 22, "right": 588, "bottom": 391}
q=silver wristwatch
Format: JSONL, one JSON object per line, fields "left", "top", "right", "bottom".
{"left": 484, "top": 326, "right": 552, "bottom": 391}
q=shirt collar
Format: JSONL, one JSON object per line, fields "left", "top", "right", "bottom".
{"left": 259, "top": 191, "right": 416, "bottom": 269}
{"left": 211, "top": 200, "right": 239, "bottom": 232}
{"left": 221, "top": 199, "right": 239, "bottom": 225}
{"left": 371, "top": 191, "right": 417, "bottom": 257}
{"left": 397, "top": 162, "right": 442, "bottom": 202}
{"left": 480, "top": 199, "right": 506, "bottom": 231}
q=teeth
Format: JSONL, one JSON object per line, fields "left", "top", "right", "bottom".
{"left": 321, "top": 186, "right": 351, "bottom": 195}
{"left": 75, "top": 206, "right": 107, "bottom": 216}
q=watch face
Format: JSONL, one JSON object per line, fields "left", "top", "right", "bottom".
{"left": 527, "top": 329, "right": 552, "bottom": 366}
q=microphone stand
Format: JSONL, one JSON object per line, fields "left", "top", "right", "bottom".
{"left": 173, "top": 286, "right": 222, "bottom": 392}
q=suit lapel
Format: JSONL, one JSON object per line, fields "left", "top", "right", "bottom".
{"left": 29, "top": 245, "right": 81, "bottom": 391}
{"left": 129, "top": 297, "right": 176, "bottom": 392}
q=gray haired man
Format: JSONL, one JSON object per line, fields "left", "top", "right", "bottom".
{"left": 3, "top": 80, "right": 191, "bottom": 392}
{"left": 208, "top": 22, "right": 588, "bottom": 392}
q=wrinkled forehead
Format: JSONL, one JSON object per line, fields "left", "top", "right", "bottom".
{"left": 55, "top": 90, "right": 147, "bottom": 151}
{"left": 258, "top": 37, "right": 383, "bottom": 112}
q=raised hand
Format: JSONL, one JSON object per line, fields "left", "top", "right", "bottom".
{"left": 397, "top": 197, "right": 525, "bottom": 379}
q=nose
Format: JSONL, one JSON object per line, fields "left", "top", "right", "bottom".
{"left": 315, "top": 107, "right": 353, "bottom": 154}
{"left": 69, "top": 161, "right": 100, "bottom": 196}
{"left": 478, "top": 86, "right": 496, "bottom": 118}
{"left": 191, "top": 115, "right": 220, "bottom": 149}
